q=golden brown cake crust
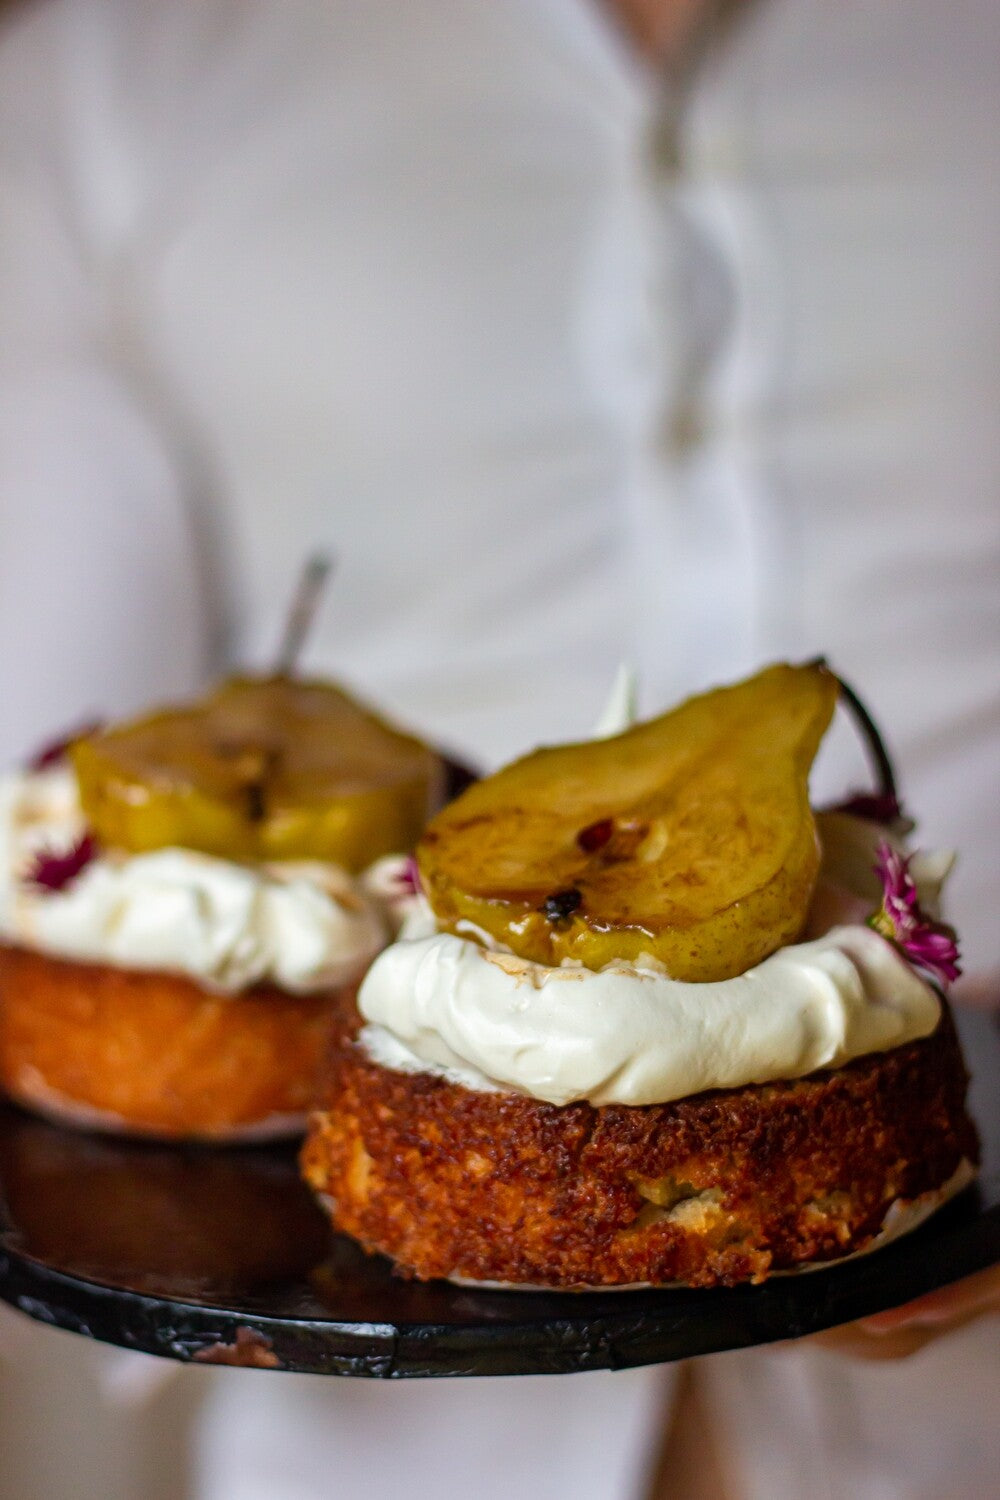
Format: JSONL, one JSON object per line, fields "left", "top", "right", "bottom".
{"left": 301, "top": 1002, "right": 979, "bottom": 1287}
{"left": 0, "top": 944, "right": 351, "bottom": 1140}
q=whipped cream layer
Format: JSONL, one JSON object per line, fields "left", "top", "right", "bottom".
{"left": 358, "top": 811, "right": 949, "bottom": 1106}
{"left": 0, "top": 768, "right": 389, "bottom": 994}
{"left": 359, "top": 919, "right": 941, "bottom": 1106}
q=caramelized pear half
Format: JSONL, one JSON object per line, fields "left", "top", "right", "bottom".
{"left": 418, "top": 662, "right": 838, "bottom": 980}
{"left": 73, "top": 676, "right": 442, "bottom": 870}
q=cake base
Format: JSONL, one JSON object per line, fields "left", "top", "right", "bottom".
{"left": 0, "top": 945, "right": 351, "bottom": 1141}
{"left": 302, "top": 1004, "right": 979, "bottom": 1287}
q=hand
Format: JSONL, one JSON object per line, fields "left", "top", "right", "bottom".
{"left": 813, "top": 1263, "right": 1000, "bottom": 1361}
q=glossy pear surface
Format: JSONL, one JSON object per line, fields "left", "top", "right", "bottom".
{"left": 73, "top": 676, "right": 442, "bottom": 870}
{"left": 418, "top": 663, "right": 838, "bottom": 980}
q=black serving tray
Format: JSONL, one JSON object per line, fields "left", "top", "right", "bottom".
{"left": 1, "top": 1009, "right": 997, "bottom": 1378}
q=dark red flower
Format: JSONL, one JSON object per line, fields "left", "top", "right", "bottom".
{"left": 25, "top": 833, "right": 99, "bottom": 893}
{"left": 829, "top": 791, "right": 903, "bottom": 825}
{"left": 28, "top": 720, "right": 104, "bottom": 772}
{"left": 869, "top": 840, "right": 961, "bottom": 988}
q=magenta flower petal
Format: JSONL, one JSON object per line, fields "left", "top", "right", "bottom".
{"left": 28, "top": 719, "right": 104, "bottom": 772}
{"left": 904, "top": 927, "right": 963, "bottom": 987}
{"left": 870, "top": 839, "right": 962, "bottom": 988}
{"left": 400, "top": 855, "right": 422, "bottom": 896}
{"left": 25, "top": 833, "right": 99, "bottom": 893}
{"left": 874, "top": 842, "right": 918, "bottom": 928}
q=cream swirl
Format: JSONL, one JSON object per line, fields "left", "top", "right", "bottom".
{"left": 358, "top": 919, "right": 941, "bottom": 1106}
{"left": 0, "top": 768, "right": 388, "bottom": 993}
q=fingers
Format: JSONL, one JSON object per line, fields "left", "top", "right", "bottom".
{"left": 807, "top": 1264, "right": 1000, "bottom": 1361}
{"left": 810, "top": 1323, "right": 948, "bottom": 1361}
{"left": 856, "top": 1263, "right": 1000, "bottom": 1334}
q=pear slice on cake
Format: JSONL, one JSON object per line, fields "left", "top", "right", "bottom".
{"left": 73, "top": 676, "right": 443, "bottom": 871}
{"left": 417, "top": 662, "right": 838, "bottom": 981}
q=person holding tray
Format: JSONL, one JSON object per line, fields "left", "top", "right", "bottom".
{"left": 0, "top": 1, "right": 997, "bottom": 1499}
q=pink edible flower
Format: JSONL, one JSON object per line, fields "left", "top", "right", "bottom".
{"left": 902, "top": 927, "right": 964, "bottom": 986}
{"left": 28, "top": 719, "right": 104, "bottom": 772}
{"left": 25, "top": 833, "right": 99, "bottom": 893}
{"left": 869, "top": 840, "right": 962, "bottom": 988}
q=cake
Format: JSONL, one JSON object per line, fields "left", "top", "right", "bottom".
{"left": 301, "top": 663, "right": 979, "bottom": 1287}
{"left": 0, "top": 675, "right": 442, "bottom": 1141}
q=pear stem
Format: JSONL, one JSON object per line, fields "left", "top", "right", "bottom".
{"left": 274, "top": 554, "right": 334, "bottom": 676}
{"left": 828, "top": 667, "right": 898, "bottom": 804}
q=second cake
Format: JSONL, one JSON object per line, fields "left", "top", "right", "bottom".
{"left": 0, "top": 675, "right": 442, "bottom": 1140}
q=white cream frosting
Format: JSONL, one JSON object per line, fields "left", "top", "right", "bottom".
{"left": 358, "top": 919, "right": 941, "bottom": 1106}
{"left": 0, "top": 768, "right": 389, "bottom": 994}
{"left": 357, "top": 815, "right": 949, "bottom": 1106}
{"left": 590, "top": 663, "right": 638, "bottom": 739}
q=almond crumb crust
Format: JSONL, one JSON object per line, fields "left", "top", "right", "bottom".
{"left": 0, "top": 945, "right": 352, "bottom": 1140}
{"left": 301, "top": 1002, "right": 979, "bottom": 1287}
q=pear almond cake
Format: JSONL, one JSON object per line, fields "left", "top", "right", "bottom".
{"left": 301, "top": 663, "right": 978, "bottom": 1287}
{"left": 0, "top": 676, "right": 442, "bottom": 1140}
